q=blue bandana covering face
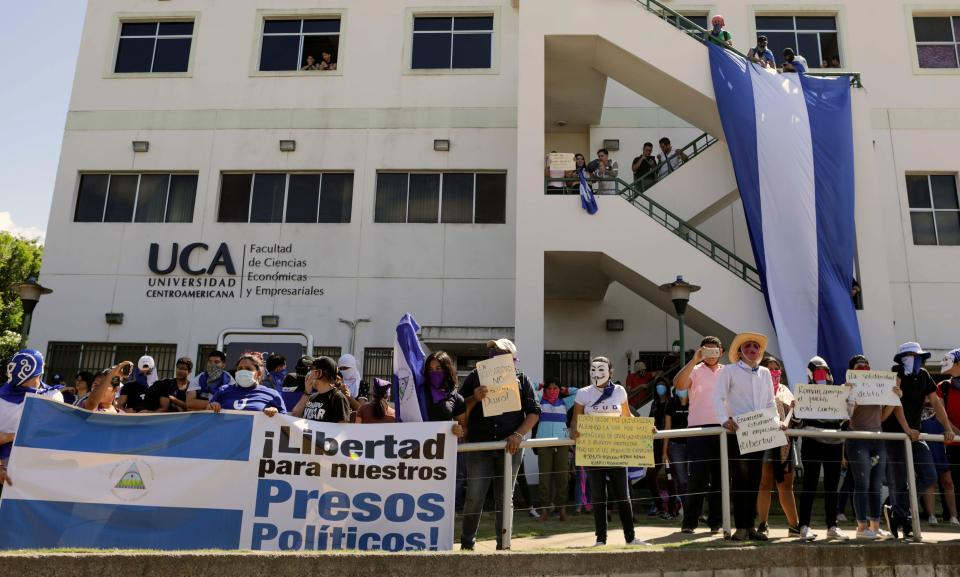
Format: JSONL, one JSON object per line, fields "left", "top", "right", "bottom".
{"left": 6, "top": 349, "right": 44, "bottom": 387}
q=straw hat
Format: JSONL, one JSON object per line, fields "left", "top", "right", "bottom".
{"left": 728, "top": 332, "right": 769, "bottom": 364}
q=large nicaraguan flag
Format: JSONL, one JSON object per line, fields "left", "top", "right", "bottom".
{"left": 707, "top": 43, "right": 863, "bottom": 384}
{"left": 393, "top": 313, "right": 429, "bottom": 422}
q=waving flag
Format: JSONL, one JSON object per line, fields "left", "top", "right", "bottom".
{"left": 707, "top": 44, "right": 862, "bottom": 385}
{"left": 392, "top": 314, "right": 428, "bottom": 422}
{"left": 578, "top": 168, "right": 598, "bottom": 215}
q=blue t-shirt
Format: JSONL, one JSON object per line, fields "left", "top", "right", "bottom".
{"left": 209, "top": 385, "right": 286, "bottom": 413}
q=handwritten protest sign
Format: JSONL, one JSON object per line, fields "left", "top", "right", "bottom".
{"left": 575, "top": 416, "right": 655, "bottom": 467}
{"left": 795, "top": 384, "right": 850, "bottom": 420}
{"left": 734, "top": 407, "right": 787, "bottom": 455}
{"left": 846, "top": 370, "right": 901, "bottom": 406}
{"left": 548, "top": 152, "right": 575, "bottom": 171}
{"left": 477, "top": 354, "right": 521, "bottom": 417}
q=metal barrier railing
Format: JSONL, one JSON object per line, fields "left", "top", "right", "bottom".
{"left": 458, "top": 427, "right": 943, "bottom": 549}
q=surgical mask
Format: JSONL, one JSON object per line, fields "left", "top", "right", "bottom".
{"left": 543, "top": 388, "right": 560, "bottom": 403}
{"left": 656, "top": 384, "right": 668, "bottom": 396}
{"left": 235, "top": 370, "right": 257, "bottom": 389}
{"left": 428, "top": 370, "right": 446, "bottom": 390}
{"left": 770, "top": 370, "right": 782, "bottom": 385}
{"left": 676, "top": 389, "right": 688, "bottom": 399}
{"left": 206, "top": 363, "right": 224, "bottom": 381}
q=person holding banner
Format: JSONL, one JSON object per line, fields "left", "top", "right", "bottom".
{"left": 755, "top": 356, "right": 801, "bottom": 538}
{"left": 186, "top": 350, "right": 235, "bottom": 410}
{"left": 459, "top": 338, "right": 540, "bottom": 551}
{"left": 571, "top": 356, "right": 652, "bottom": 547}
{"left": 207, "top": 353, "right": 286, "bottom": 416}
{"left": 714, "top": 332, "right": 778, "bottom": 541}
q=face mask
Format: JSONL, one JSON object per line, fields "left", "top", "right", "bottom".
{"left": 676, "top": 389, "right": 688, "bottom": 399}
{"left": 235, "top": 370, "right": 257, "bottom": 389}
{"left": 813, "top": 369, "right": 828, "bottom": 384}
{"left": 206, "top": 364, "right": 224, "bottom": 381}
{"left": 428, "top": 370, "right": 446, "bottom": 390}
{"left": 942, "top": 355, "right": 955, "bottom": 374}
{"left": 656, "top": 384, "right": 668, "bottom": 397}
{"left": 543, "top": 388, "right": 560, "bottom": 403}
{"left": 902, "top": 356, "right": 916, "bottom": 375}
{"left": 589, "top": 362, "right": 610, "bottom": 388}
{"left": 271, "top": 369, "right": 287, "bottom": 384}
{"left": 713, "top": 24, "right": 722, "bottom": 33}
{"left": 770, "top": 369, "right": 782, "bottom": 385}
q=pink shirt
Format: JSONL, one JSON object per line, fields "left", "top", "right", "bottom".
{"left": 687, "top": 363, "right": 722, "bottom": 426}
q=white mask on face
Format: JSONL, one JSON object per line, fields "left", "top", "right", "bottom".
{"left": 902, "top": 356, "right": 915, "bottom": 374}
{"left": 942, "top": 354, "right": 957, "bottom": 374}
{"left": 235, "top": 370, "right": 257, "bottom": 388}
{"left": 590, "top": 362, "right": 610, "bottom": 388}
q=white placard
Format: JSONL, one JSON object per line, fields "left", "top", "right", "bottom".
{"left": 734, "top": 407, "right": 787, "bottom": 455}
{"left": 548, "top": 152, "right": 575, "bottom": 171}
{"left": 846, "top": 370, "right": 901, "bottom": 406}
{"left": 477, "top": 354, "right": 522, "bottom": 417}
{"left": 795, "top": 384, "right": 850, "bottom": 420}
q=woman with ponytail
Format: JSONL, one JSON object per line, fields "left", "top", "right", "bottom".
{"left": 356, "top": 378, "right": 396, "bottom": 424}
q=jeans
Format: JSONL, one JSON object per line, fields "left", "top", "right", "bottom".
{"left": 845, "top": 439, "right": 886, "bottom": 522}
{"left": 460, "top": 449, "right": 523, "bottom": 549}
{"left": 798, "top": 438, "right": 843, "bottom": 528}
{"left": 668, "top": 441, "right": 690, "bottom": 513}
{"left": 885, "top": 439, "right": 937, "bottom": 519}
{"left": 727, "top": 435, "right": 763, "bottom": 529}
{"left": 586, "top": 467, "right": 635, "bottom": 543}
{"left": 537, "top": 446, "right": 570, "bottom": 507}
{"left": 685, "top": 431, "right": 723, "bottom": 530}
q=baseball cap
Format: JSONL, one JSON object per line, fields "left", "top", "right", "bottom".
{"left": 486, "top": 338, "right": 517, "bottom": 356}
{"left": 138, "top": 355, "right": 156, "bottom": 370}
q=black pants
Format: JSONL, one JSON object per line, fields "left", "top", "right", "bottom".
{"left": 587, "top": 467, "right": 635, "bottom": 543}
{"left": 798, "top": 438, "right": 842, "bottom": 528}
{"left": 685, "top": 430, "right": 723, "bottom": 530}
{"left": 948, "top": 445, "right": 960, "bottom": 510}
{"left": 728, "top": 435, "right": 763, "bottom": 530}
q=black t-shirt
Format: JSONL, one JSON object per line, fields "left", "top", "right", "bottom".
{"left": 632, "top": 155, "right": 656, "bottom": 182}
{"left": 144, "top": 378, "right": 188, "bottom": 412}
{"left": 426, "top": 391, "right": 466, "bottom": 422}
{"left": 119, "top": 380, "right": 149, "bottom": 412}
{"left": 302, "top": 388, "right": 350, "bottom": 423}
{"left": 665, "top": 397, "right": 690, "bottom": 434}
{"left": 649, "top": 397, "right": 669, "bottom": 429}
{"left": 459, "top": 370, "right": 541, "bottom": 442}
{"left": 883, "top": 369, "right": 937, "bottom": 432}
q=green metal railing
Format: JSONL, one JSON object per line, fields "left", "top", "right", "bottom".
{"left": 631, "top": 132, "right": 716, "bottom": 194}
{"left": 632, "top": 0, "right": 863, "bottom": 88}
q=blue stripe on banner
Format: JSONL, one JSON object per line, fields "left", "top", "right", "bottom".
{"left": 15, "top": 398, "right": 253, "bottom": 461}
{"left": 800, "top": 74, "right": 864, "bottom": 374}
{"left": 0, "top": 499, "right": 242, "bottom": 550}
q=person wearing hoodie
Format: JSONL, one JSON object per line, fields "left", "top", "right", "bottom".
{"left": 337, "top": 354, "right": 364, "bottom": 398}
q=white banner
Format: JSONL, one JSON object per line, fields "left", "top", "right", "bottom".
{"left": 846, "top": 370, "right": 901, "bottom": 406}
{"left": 795, "top": 384, "right": 850, "bottom": 420}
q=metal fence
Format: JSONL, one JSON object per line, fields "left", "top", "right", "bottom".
{"left": 457, "top": 426, "right": 945, "bottom": 549}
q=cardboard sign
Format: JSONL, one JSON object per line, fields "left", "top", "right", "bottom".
{"left": 477, "top": 354, "right": 522, "bottom": 417}
{"left": 575, "top": 415, "right": 655, "bottom": 467}
{"left": 548, "top": 152, "right": 575, "bottom": 171}
{"left": 795, "top": 384, "right": 850, "bottom": 420}
{"left": 734, "top": 407, "right": 787, "bottom": 455}
{"left": 846, "top": 370, "right": 901, "bottom": 406}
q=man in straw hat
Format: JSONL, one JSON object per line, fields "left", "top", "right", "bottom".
{"left": 714, "top": 332, "right": 779, "bottom": 541}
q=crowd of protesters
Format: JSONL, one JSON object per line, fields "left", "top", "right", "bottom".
{"left": 3, "top": 333, "right": 960, "bottom": 547}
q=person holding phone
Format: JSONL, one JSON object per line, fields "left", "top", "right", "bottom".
{"left": 291, "top": 356, "right": 350, "bottom": 424}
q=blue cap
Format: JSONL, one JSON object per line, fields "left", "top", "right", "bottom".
{"left": 6, "top": 349, "right": 44, "bottom": 387}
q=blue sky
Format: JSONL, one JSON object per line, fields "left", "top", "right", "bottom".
{"left": 0, "top": 1, "right": 87, "bottom": 241}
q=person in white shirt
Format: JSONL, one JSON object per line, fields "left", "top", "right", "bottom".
{"left": 571, "top": 356, "right": 653, "bottom": 547}
{"left": 715, "top": 332, "right": 779, "bottom": 541}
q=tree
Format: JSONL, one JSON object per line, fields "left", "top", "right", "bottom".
{"left": 0, "top": 231, "right": 44, "bottom": 339}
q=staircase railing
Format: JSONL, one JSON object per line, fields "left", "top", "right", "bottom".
{"left": 631, "top": 0, "right": 863, "bottom": 88}
{"left": 632, "top": 132, "right": 716, "bottom": 194}
{"left": 544, "top": 175, "right": 763, "bottom": 291}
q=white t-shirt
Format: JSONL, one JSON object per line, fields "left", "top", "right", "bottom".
{"left": 575, "top": 383, "right": 628, "bottom": 416}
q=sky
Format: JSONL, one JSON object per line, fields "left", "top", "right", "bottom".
{"left": 0, "top": 1, "right": 88, "bottom": 242}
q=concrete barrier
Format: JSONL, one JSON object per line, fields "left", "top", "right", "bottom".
{"left": 2, "top": 543, "right": 960, "bottom": 577}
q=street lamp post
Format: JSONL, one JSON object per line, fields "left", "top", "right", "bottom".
{"left": 338, "top": 318, "right": 371, "bottom": 356}
{"left": 659, "top": 276, "right": 700, "bottom": 366}
{"left": 12, "top": 277, "right": 53, "bottom": 349}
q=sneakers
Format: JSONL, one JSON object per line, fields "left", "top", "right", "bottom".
{"left": 681, "top": 527, "right": 695, "bottom": 534}
{"left": 927, "top": 515, "right": 939, "bottom": 525}
{"left": 799, "top": 525, "right": 818, "bottom": 541}
{"left": 787, "top": 525, "right": 802, "bottom": 536}
{"left": 827, "top": 526, "right": 850, "bottom": 540}
{"left": 876, "top": 528, "right": 892, "bottom": 538}
{"left": 836, "top": 513, "right": 848, "bottom": 522}
{"left": 857, "top": 528, "right": 880, "bottom": 540}
{"left": 756, "top": 523, "right": 769, "bottom": 538}
{"left": 529, "top": 508, "right": 540, "bottom": 519}
{"left": 731, "top": 529, "right": 750, "bottom": 541}
{"left": 627, "top": 538, "right": 652, "bottom": 546}
{"left": 592, "top": 540, "right": 606, "bottom": 547}
{"left": 951, "top": 517, "right": 960, "bottom": 526}
{"left": 748, "top": 528, "right": 769, "bottom": 541}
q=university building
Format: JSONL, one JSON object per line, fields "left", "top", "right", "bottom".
{"left": 32, "top": 0, "right": 960, "bottom": 385}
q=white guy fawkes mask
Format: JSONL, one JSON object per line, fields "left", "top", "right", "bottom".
{"left": 590, "top": 361, "right": 610, "bottom": 388}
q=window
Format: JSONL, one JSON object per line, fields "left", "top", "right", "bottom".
{"left": 374, "top": 172, "right": 506, "bottom": 224}
{"left": 362, "top": 348, "right": 393, "bottom": 384}
{"left": 543, "top": 351, "right": 590, "bottom": 389}
{"left": 678, "top": 13, "right": 709, "bottom": 32}
{"left": 46, "top": 342, "right": 177, "bottom": 382}
{"left": 217, "top": 172, "right": 353, "bottom": 223}
{"left": 412, "top": 15, "right": 493, "bottom": 69}
{"left": 914, "top": 16, "right": 960, "bottom": 69}
{"left": 906, "top": 174, "right": 960, "bottom": 246}
{"left": 74, "top": 173, "right": 197, "bottom": 223}
{"left": 259, "top": 18, "right": 340, "bottom": 71}
{"left": 755, "top": 16, "right": 840, "bottom": 68}
{"left": 115, "top": 21, "right": 194, "bottom": 73}
{"left": 313, "top": 346, "right": 342, "bottom": 360}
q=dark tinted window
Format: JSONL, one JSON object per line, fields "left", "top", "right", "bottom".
{"left": 166, "top": 175, "right": 197, "bottom": 223}
{"left": 260, "top": 36, "right": 301, "bottom": 71}
{"left": 218, "top": 174, "right": 253, "bottom": 223}
{"left": 115, "top": 38, "right": 154, "bottom": 73}
{"left": 408, "top": 174, "right": 440, "bottom": 223}
{"left": 914, "top": 17, "right": 954, "bottom": 42}
{"left": 76, "top": 173, "right": 195, "bottom": 223}
{"left": 250, "top": 174, "right": 286, "bottom": 223}
{"left": 755, "top": 16, "right": 793, "bottom": 30}
{"left": 932, "top": 175, "right": 960, "bottom": 209}
{"left": 452, "top": 34, "right": 492, "bottom": 68}
{"left": 412, "top": 15, "right": 493, "bottom": 69}
{"left": 906, "top": 175, "right": 932, "bottom": 208}
{"left": 318, "top": 173, "right": 353, "bottom": 223}
{"left": 133, "top": 174, "right": 170, "bottom": 223}
{"left": 74, "top": 174, "right": 110, "bottom": 222}
{"left": 440, "top": 173, "right": 473, "bottom": 223}
{"left": 260, "top": 17, "right": 341, "bottom": 72}
{"left": 286, "top": 175, "right": 321, "bottom": 223}
{"left": 115, "top": 21, "right": 192, "bottom": 73}
{"left": 103, "top": 175, "right": 138, "bottom": 222}
{"left": 375, "top": 173, "right": 409, "bottom": 223}
{"left": 412, "top": 33, "right": 451, "bottom": 68}
{"left": 475, "top": 173, "right": 507, "bottom": 224}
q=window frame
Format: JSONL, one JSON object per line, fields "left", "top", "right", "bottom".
{"left": 73, "top": 172, "right": 199, "bottom": 224}
{"left": 46, "top": 342, "right": 178, "bottom": 383}
{"left": 905, "top": 173, "right": 960, "bottom": 246}
{"left": 403, "top": 6, "right": 501, "bottom": 76}
{"left": 216, "top": 171, "right": 354, "bottom": 224}
{"left": 908, "top": 7, "right": 960, "bottom": 75}
{"left": 749, "top": 8, "right": 847, "bottom": 72}
{"left": 373, "top": 171, "right": 507, "bottom": 224}
{"left": 106, "top": 12, "right": 200, "bottom": 79}
{"left": 251, "top": 9, "right": 346, "bottom": 77}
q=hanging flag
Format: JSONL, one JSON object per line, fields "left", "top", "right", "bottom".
{"left": 578, "top": 167, "right": 598, "bottom": 215}
{"left": 707, "top": 43, "right": 863, "bottom": 385}
{"left": 392, "top": 314, "right": 429, "bottom": 422}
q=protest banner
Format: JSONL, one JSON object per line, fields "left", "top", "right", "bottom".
{"left": 0, "top": 398, "right": 457, "bottom": 551}
{"left": 734, "top": 407, "right": 787, "bottom": 455}
{"left": 548, "top": 152, "right": 575, "bottom": 171}
{"left": 795, "top": 384, "right": 850, "bottom": 420}
{"left": 846, "top": 370, "right": 901, "bottom": 406}
{"left": 575, "top": 415, "right": 655, "bottom": 467}
{"left": 477, "top": 354, "right": 521, "bottom": 417}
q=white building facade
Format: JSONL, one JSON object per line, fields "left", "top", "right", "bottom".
{"left": 31, "top": 0, "right": 960, "bottom": 386}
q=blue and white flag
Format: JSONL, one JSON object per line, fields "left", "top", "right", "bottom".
{"left": 392, "top": 314, "right": 428, "bottom": 423}
{"left": 578, "top": 168, "right": 598, "bottom": 215}
{"left": 708, "top": 44, "right": 863, "bottom": 384}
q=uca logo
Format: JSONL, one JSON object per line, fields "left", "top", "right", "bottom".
{"left": 110, "top": 460, "right": 154, "bottom": 502}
